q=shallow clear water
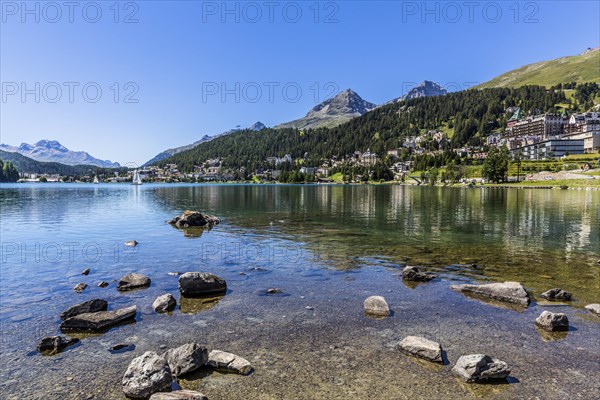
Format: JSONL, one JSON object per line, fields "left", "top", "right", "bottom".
{"left": 0, "top": 183, "right": 599, "bottom": 399}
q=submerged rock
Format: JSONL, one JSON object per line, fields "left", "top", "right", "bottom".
{"left": 81, "top": 268, "right": 90, "bottom": 275}
{"left": 207, "top": 350, "right": 252, "bottom": 375}
{"left": 149, "top": 391, "right": 208, "bottom": 400}
{"left": 122, "top": 351, "right": 173, "bottom": 399}
{"left": 452, "top": 354, "right": 510, "bottom": 383}
{"left": 397, "top": 336, "right": 443, "bottom": 364}
{"left": 124, "top": 240, "right": 138, "bottom": 247}
{"left": 117, "top": 273, "right": 151, "bottom": 291}
{"left": 37, "top": 335, "right": 79, "bottom": 355}
{"left": 60, "top": 305, "right": 137, "bottom": 332}
{"left": 168, "top": 210, "right": 220, "bottom": 229}
{"left": 363, "top": 296, "right": 390, "bottom": 316}
{"left": 585, "top": 303, "right": 600, "bottom": 316}
{"left": 535, "top": 311, "right": 569, "bottom": 331}
{"left": 540, "top": 288, "right": 572, "bottom": 301}
{"left": 73, "top": 283, "right": 87, "bottom": 293}
{"left": 110, "top": 343, "right": 136, "bottom": 354}
{"left": 179, "top": 272, "right": 227, "bottom": 297}
{"left": 450, "top": 281, "right": 530, "bottom": 306}
{"left": 402, "top": 266, "right": 437, "bottom": 282}
{"left": 60, "top": 299, "right": 108, "bottom": 320}
{"left": 153, "top": 294, "right": 177, "bottom": 313}
{"left": 98, "top": 281, "right": 109, "bottom": 288}
{"left": 164, "top": 343, "right": 208, "bottom": 377}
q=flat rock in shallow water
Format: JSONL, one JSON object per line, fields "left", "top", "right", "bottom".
{"left": 585, "top": 303, "right": 600, "bottom": 316}
{"left": 452, "top": 354, "right": 510, "bottom": 383}
{"left": 153, "top": 294, "right": 177, "bottom": 313}
{"left": 164, "top": 343, "right": 208, "bottom": 377}
{"left": 122, "top": 351, "right": 172, "bottom": 399}
{"left": 450, "top": 281, "right": 530, "bottom": 306}
{"left": 402, "top": 266, "right": 437, "bottom": 282}
{"left": 397, "top": 336, "right": 443, "bottom": 364}
{"left": 179, "top": 272, "right": 227, "bottom": 297}
{"left": 117, "top": 273, "right": 151, "bottom": 291}
{"left": 60, "top": 299, "right": 108, "bottom": 320}
{"left": 540, "top": 288, "right": 572, "bottom": 301}
{"left": 535, "top": 311, "right": 569, "bottom": 331}
{"left": 207, "top": 350, "right": 252, "bottom": 375}
{"left": 149, "top": 391, "right": 208, "bottom": 400}
{"left": 81, "top": 268, "right": 90, "bottom": 275}
{"left": 60, "top": 305, "right": 137, "bottom": 332}
{"left": 363, "top": 296, "right": 390, "bottom": 316}
{"left": 73, "top": 283, "right": 87, "bottom": 293}
{"left": 37, "top": 335, "right": 79, "bottom": 355}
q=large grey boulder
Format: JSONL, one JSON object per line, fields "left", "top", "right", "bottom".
{"left": 535, "top": 311, "right": 569, "bottom": 331}
{"left": 122, "top": 351, "right": 173, "bottom": 399}
{"left": 450, "top": 281, "right": 530, "bottom": 306}
{"left": 153, "top": 294, "right": 177, "bottom": 313}
{"left": 37, "top": 335, "right": 79, "bottom": 355}
{"left": 207, "top": 350, "right": 252, "bottom": 375}
{"left": 363, "top": 296, "right": 390, "bottom": 316}
{"left": 178, "top": 272, "right": 227, "bottom": 297}
{"left": 540, "top": 288, "right": 572, "bottom": 301}
{"left": 402, "top": 266, "right": 437, "bottom": 282}
{"left": 149, "top": 391, "right": 208, "bottom": 400}
{"left": 452, "top": 354, "right": 511, "bottom": 382}
{"left": 168, "top": 211, "right": 220, "bottom": 229}
{"left": 397, "top": 336, "right": 443, "bottom": 364}
{"left": 585, "top": 303, "right": 600, "bottom": 316}
{"left": 164, "top": 343, "right": 208, "bottom": 377}
{"left": 60, "top": 305, "right": 137, "bottom": 332}
{"left": 60, "top": 299, "right": 108, "bottom": 320}
{"left": 118, "top": 273, "right": 151, "bottom": 291}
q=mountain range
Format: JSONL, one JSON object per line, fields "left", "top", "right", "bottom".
{"left": 0, "top": 140, "right": 119, "bottom": 168}
{"left": 143, "top": 122, "right": 267, "bottom": 166}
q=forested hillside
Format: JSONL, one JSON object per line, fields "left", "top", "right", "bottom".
{"left": 0, "top": 150, "right": 108, "bottom": 176}
{"left": 159, "top": 85, "right": 596, "bottom": 172}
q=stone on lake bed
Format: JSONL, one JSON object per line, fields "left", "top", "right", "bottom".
{"left": 122, "top": 351, "right": 172, "bottom": 399}
{"left": 168, "top": 210, "right": 220, "bottom": 229}
{"left": 37, "top": 335, "right": 79, "bottom": 355}
{"left": 98, "top": 281, "right": 109, "bottom": 288}
{"left": 117, "top": 273, "right": 151, "bottom": 291}
{"left": 60, "top": 299, "right": 108, "bottom": 320}
{"left": 81, "top": 268, "right": 90, "bottom": 275}
{"left": 397, "top": 336, "right": 443, "bottom": 364}
{"left": 164, "top": 343, "right": 208, "bottom": 377}
{"left": 585, "top": 303, "right": 600, "bottom": 316}
{"left": 73, "top": 283, "right": 87, "bottom": 293}
{"left": 402, "top": 266, "right": 437, "bottom": 282}
{"left": 179, "top": 272, "right": 227, "bottom": 297}
{"left": 364, "top": 296, "right": 390, "bottom": 316}
{"left": 207, "top": 350, "right": 252, "bottom": 375}
{"left": 149, "top": 391, "right": 208, "bottom": 400}
{"left": 153, "top": 294, "right": 177, "bottom": 313}
{"left": 450, "top": 281, "right": 530, "bottom": 306}
{"left": 540, "top": 288, "right": 572, "bottom": 301}
{"left": 535, "top": 311, "right": 569, "bottom": 331}
{"left": 110, "top": 343, "right": 136, "bottom": 353}
{"left": 60, "top": 305, "right": 137, "bottom": 332}
{"left": 124, "top": 240, "right": 138, "bottom": 247}
{"left": 452, "top": 354, "right": 511, "bottom": 383}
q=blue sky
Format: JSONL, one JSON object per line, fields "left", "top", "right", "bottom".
{"left": 1, "top": 1, "right": 599, "bottom": 165}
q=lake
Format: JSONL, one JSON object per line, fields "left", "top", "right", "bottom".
{"left": 0, "top": 183, "right": 598, "bottom": 399}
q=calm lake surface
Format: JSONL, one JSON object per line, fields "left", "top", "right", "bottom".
{"left": 0, "top": 183, "right": 599, "bottom": 399}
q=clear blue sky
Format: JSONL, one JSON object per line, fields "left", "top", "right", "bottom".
{"left": 1, "top": 1, "right": 599, "bottom": 165}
